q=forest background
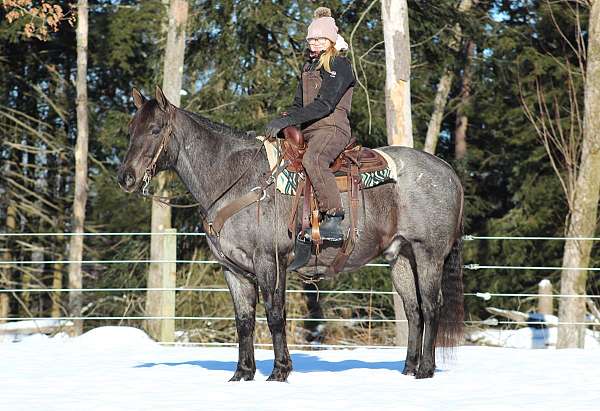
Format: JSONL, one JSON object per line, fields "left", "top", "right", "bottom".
{"left": 1, "top": 0, "right": 599, "bottom": 347}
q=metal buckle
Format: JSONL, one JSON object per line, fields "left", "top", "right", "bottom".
{"left": 250, "top": 186, "right": 267, "bottom": 201}
{"left": 142, "top": 170, "right": 152, "bottom": 196}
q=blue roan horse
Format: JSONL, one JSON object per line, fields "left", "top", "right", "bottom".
{"left": 118, "top": 87, "right": 465, "bottom": 381}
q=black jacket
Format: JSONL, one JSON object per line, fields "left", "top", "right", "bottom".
{"left": 284, "top": 56, "right": 355, "bottom": 127}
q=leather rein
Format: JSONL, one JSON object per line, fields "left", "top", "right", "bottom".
{"left": 138, "top": 107, "right": 286, "bottom": 233}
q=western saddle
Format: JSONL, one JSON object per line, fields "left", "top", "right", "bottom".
{"left": 280, "top": 126, "right": 389, "bottom": 276}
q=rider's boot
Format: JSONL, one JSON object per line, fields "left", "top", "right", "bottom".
{"left": 319, "top": 209, "right": 345, "bottom": 243}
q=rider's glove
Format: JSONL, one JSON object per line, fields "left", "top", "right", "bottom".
{"left": 265, "top": 117, "right": 292, "bottom": 139}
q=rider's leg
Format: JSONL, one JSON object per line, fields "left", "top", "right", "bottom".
{"left": 302, "top": 127, "right": 350, "bottom": 241}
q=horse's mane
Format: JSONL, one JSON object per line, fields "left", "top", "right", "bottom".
{"left": 179, "top": 107, "right": 256, "bottom": 141}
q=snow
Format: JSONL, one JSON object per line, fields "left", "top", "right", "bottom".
{"left": 1, "top": 326, "right": 599, "bottom": 410}
{"left": 467, "top": 326, "right": 600, "bottom": 349}
{"left": 0, "top": 319, "right": 73, "bottom": 343}
{"left": 0, "top": 318, "right": 73, "bottom": 333}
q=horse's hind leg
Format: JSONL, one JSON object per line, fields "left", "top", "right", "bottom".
{"left": 224, "top": 269, "right": 257, "bottom": 381}
{"left": 391, "top": 255, "right": 422, "bottom": 376}
{"left": 256, "top": 260, "right": 292, "bottom": 382}
{"left": 412, "top": 244, "right": 444, "bottom": 379}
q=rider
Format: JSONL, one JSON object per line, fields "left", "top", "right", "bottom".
{"left": 265, "top": 6, "right": 355, "bottom": 242}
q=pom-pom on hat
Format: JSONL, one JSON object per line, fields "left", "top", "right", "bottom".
{"left": 306, "top": 7, "right": 338, "bottom": 43}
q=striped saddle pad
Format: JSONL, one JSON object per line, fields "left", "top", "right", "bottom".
{"left": 259, "top": 137, "right": 397, "bottom": 196}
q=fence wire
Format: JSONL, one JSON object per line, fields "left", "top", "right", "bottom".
{"left": 0, "top": 315, "right": 596, "bottom": 326}
{"left": 2, "top": 231, "right": 599, "bottom": 341}
{"left": 0, "top": 287, "right": 599, "bottom": 299}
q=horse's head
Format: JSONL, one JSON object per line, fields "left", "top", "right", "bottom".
{"left": 118, "top": 86, "right": 176, "bottom": 193}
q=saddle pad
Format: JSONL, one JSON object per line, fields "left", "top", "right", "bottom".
{"left": 258, "top": 136, "right": 397, "bottom": 196}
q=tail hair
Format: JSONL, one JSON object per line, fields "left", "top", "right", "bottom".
{"left": 436, "top": 227, "right": 465, "bottom": 349}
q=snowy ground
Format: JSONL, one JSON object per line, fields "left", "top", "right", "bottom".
{"left": 1, "top": 327, "right": 599, "bottom": 411}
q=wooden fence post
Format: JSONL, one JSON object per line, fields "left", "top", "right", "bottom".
{"left": 0, "top": 294, "right": 8, "bottom": 323}
{"left": 145, "top": 229, "right": 176, "bottom": 342}
{"left": 161, "top": 228, "right": 176, "bottom": 342}
{"left": 538, "top": 279, "right": 553, "bottom": 315}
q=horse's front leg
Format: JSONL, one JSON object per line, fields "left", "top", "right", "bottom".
{"left": 256, "top": 260, "right": 292, "bottom": 382}
{"left": 224, "top": 269, "right": 257, "bottom": 381}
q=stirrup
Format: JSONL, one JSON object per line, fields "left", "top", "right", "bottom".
{"left": 318, "top": 215, "right": 344, "bottom": 243}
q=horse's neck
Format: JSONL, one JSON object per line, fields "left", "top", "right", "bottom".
{"left": 170, "top": 110, "right": 262, "bottom": 216}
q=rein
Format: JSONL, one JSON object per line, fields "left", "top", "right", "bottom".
{"left": 139, "top": 107, "right": 287, "bottom": 222}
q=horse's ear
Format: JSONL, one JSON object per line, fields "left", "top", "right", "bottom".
{"left": 132, "top": 88, "right": 146, "bottom": 109}
{"left": 155, "top": 85, "right": 171, "bottom": 112}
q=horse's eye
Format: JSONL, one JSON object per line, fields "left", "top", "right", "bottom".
{"left": 151, "top": 127, "right": 161, "bottom": 135}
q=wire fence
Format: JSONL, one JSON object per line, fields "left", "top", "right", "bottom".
{"left": 0, "top": 315, "right": 595, "bottom": 326}
{"left": 1, "top": 231, "right": 599, "bottom": 345}
{"left": 0, "top": 286, "right": 599, "bottom": 299}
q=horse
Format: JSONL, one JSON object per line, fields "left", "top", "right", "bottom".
{"left": 118, "top": 86, "right": 465, "bottom": 381}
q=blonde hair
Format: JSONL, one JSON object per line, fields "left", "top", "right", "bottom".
{"left": 316, "top": 44, "right": 339, "bottom": 73}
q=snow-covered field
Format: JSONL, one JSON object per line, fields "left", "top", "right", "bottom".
{"left": 1, "top": 326, "right": 599, "bottom": 411}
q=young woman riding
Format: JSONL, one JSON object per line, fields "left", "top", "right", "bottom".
{"left": 264, "top": 7, "right": 355, "bottom": 243}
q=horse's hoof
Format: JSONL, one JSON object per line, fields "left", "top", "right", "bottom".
{"left": 402, "top": 365, "right": 417, "bottom": 376}
{"left": 229, "top": 369, "right": 255, "bottom": 382}
{"left": 415, "top": 366, "right": 435, "bottom": 379}
{"left": 266, "top": 367, "right": 291, "bottom": 382}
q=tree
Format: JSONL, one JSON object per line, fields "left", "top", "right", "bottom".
{"left": 518, "top": 0, "right": 599, "bottom": 348}
{"left": 2, "top": 0, "right": 73, "bottom": 40}
{"left": 382, "top": 0, "right": 412, "bottom": 147}
{"left": 146, "top": 0, "right": 188, "bottom": 340}
{"left": 67, "top": 0, "right": 88, "bottom": 336}
{"left": 423, "top": 0, "right": 477, "bottom": 155}
{"left": 454, "top": 38, "right": 475, "bottom": 160}
{"left": 382, "top": 0, "right": 413, "bottom": 345}
{"left": 557, "top": 0, "right": 600, "bottom": 348}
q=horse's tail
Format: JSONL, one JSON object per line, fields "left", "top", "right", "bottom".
{"left": 437, "top": 219, "right": 465, "bottom": 349}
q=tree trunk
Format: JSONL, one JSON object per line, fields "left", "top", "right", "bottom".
{"left": 51, "top": 261, "right": 63, "bottom": 318}
{"left": 424, "top": 0, "right": 476, "bottom": 154}
{"left": 147, "top": 0, "right": 188, "bottom": 340}
{"left": 557, "top": 0, "right": 600, "bottom": 349}
{"left": 68, "top": 0, "right": 89, "bottom": 336}
{"left": 0, "top": 203, "right": 16, "bottom": 323}
{"left": 382, "top": 0, "right": 413, "bottom": 147}
{"left": 424, "top": 70, "right": 453, "bottom": 154}
{"left": 454, "top": 39, "right": 475, "bottom": 160}
{"left": 382, "top": 0, "right": 413, "bottom": 345}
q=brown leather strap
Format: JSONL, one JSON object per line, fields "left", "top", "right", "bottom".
{"left": 328, "top": 230, "right": 356, "bottom": 277}
{"left": 301, "top": 176, "right": 312, "bottom": 234}
{"left": 207, "top": 189, "right": 263, "bottom": 236}
{"left": 310, "top": 195, "right": 322, "bottom": 245}
{"left": 327, "top": 164, "right": 361, "bottom": 276}
{"left": 349, "top": 164, "right": 360, "bottom": 236}
{"left": 287, "top": 180, "right": 305, "bottom": 235}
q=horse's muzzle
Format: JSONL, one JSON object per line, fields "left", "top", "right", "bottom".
{"left": 118, "top": 167, "right": 138, "bottom": 192}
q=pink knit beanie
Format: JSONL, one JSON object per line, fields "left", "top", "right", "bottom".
{"left": 306, "top": 7, "right": 338, "bottom": 43}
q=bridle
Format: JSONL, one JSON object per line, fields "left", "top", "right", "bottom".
{"left": 141, "top": 108, "right": 175, "bottom": 197}
{"left": 134, "top": 105, "right": 288, "bottom": 281}
{"left": 137, "top": 105, "right": 283, "bottom": 217}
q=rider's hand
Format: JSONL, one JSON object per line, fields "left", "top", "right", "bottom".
{"left": 265, "top": 117, "right": 290, "bottom": 139}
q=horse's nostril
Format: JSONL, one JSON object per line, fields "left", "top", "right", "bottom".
{"left": 125, "top": 174, "right": 135, "bottom": 188}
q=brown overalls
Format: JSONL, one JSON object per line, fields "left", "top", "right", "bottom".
{"left": 301, "top": 68, "right": 354, "bottom": 214}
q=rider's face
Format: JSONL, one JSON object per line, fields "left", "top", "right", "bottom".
{"left": 307, "top": 37, "right": 331, "bottom": 53}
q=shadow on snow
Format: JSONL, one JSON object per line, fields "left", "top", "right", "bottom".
{"left": 135, "top": 353, "right": 409, "bottom": 374}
